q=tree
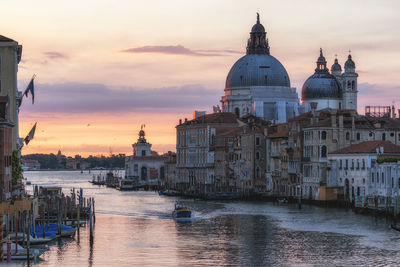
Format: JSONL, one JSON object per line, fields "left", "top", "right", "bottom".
{"left": 11, "top": 150, "right": 23, "bottom": 186}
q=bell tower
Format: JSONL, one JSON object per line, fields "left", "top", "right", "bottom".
{"left": 342, "top": 53, "right": 358, "bottom": 110}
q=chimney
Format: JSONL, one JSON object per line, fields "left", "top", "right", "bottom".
{"left": 310, "top": 102, "right": 318, "bottom": 125}
{"left": 179, "top": 119, "right": 182, "bottom": 125}
{"left": 330, "top": 110, "right": 337, "bottom": 127}
{"left": 184, "top": 118, "right": 188, "bottom": 123}
{"left": 392, "top": 105, "right": 395, "bottom": 118}
{"left": 339, "top": 114, "right": 344, "bottom": 128}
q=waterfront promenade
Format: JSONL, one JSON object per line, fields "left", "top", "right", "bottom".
{"left": 21, "top": 170, "right": 400, "bottom": 266}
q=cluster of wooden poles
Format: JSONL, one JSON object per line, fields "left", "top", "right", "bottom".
{"left": 0, "top": 187, "right": 96, "bottom": 264}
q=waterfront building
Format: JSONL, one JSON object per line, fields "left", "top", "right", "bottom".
{"left": 267, "top": 123, "right": 290, "bottom": 197}
{"left": 0, "top": 35, "right": 23, "bottom": 150}
{"left": 220, "top": 14, "right": 300, "bottom": 123}
{"left": 175, "top": 112, "right": 239, "bottom": 193}
{"left": 328, "top": 140, "right": 400, "bottom": 205}
{"left": 125, "top": 128, "right": 167, "bottom": 188}
{"left": 0, "top": 96, "right": 13, "bottom": 200}
{"left": 302, "top": 49, "right": 358, "bottom": 111}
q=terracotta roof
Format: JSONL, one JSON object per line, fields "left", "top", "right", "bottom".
{"left": 330, "top": 140, "right": 400, "bottom": 154}
{"left": 0, "top": 35, "right": 15, "bottom": 42}
{"left": 218, "top": 127, "right": 242, "bottom": 136}
{"left": 178, "top": 112, "right": 238, "bottom": 126}
{"left": 129, "top": 156, "right": 168, "bottom": 161}
{"left": 268, "top": 128, "right": 289, "bottom": 138}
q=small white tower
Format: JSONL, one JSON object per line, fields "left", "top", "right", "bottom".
{"left": 132, "top": 125, "right": 152, "bottom": 157}
{"left": 342, "top": 53, "right": 358, "bottom": 110}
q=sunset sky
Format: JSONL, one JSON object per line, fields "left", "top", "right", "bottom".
{"left": 3, "top": 0, "right": 400, "bottom": 156}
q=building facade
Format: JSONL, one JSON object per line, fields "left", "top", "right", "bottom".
{"left": 0, "top": 35, "right": 22, "bottom": 150}
{"left": 125, "top": 128, "right": 167, "bottom": 187}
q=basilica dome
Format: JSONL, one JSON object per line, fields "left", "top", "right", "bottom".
{"left": 225, "top": 13, "right": 290, "bottom": 88}
{"left": 302, "top": 49, "right": 342, "bottom": 101}
{"left": 225, "top": 54, "right": 290, "bottom": 88}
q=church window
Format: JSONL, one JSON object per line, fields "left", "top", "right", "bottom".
{"left": 356, "top": 133, "right": 360, "bottom": 141}
{"left": 346, "top": 132, "right": 350, "bottom": 140}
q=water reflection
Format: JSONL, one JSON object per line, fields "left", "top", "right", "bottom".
{"left": 20, "top": 171, "right": 400, "bottom": 266}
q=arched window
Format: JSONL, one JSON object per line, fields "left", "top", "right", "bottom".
{"left": 347, "top": 81, "right": 351, "bottom": 89}
{"left": 321, "top": 146, "right": 327, "bottom": 158}
{"left": 351, "top": 81, "right": 355, "bottom": 89}
{"left": 356, "top": 133, "right": 360, "bottom": 141}
{"left": 234, "top": 107, "right": 240, "bottom": 117}
{"left": 321, "top": 131, "right": 327, "bottom": 140}
{"left": 346, "top": 132, "right": 350, "bottom": 141}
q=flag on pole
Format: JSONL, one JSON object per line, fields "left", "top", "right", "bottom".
{"left": 23, "top": 75, "right": 36, "bottom": 104}
{"left": 24, "top": 122, "right": 37, "bottom": 145}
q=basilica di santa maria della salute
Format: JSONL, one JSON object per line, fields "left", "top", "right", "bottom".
{"left": 221, "top": 13, "right": 359, "bottom": 121}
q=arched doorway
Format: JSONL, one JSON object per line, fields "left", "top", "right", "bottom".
{"left": 141, "top": 166, "right": 147, "bottom": 180}
{"left": 345, "top": 179, "right": 350, "bottom": 201}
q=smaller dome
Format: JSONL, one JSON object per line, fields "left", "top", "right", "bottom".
{"left": 331, "top": 58, "right": 342, "bottom": 73}
{"left": 344, "top": 54, "right": 355, "bottom": 72}
{"left": 302, "top": 73, "right": 342, "bottom": 100}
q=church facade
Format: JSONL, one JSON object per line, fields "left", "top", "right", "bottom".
{"left": 221, "top": 14, "right": 359, "bottom": 123}
{"left": 221, "top": 14, "right": 300, "bottom": 124}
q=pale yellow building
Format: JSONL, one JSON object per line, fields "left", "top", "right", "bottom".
{"left": 0, "top": 35, "right": 22, "bottom": 150}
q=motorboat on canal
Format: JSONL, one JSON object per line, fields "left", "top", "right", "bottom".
{"left": 172, "top": 203, "right": 192, "bottom": 219}
{"left": 117, "top": 179, "right": 135, "bottom": 191}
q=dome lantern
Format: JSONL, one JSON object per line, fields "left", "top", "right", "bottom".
{"left": 331, "top": 56, "right": 342, "bottom": 75}
{"left": 246, "top": 13, "right": 270, "bottom": 55}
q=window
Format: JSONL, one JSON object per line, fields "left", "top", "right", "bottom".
{"left": 321, "top": 146, "right": 327, "bottom": 158}
{"left": 372, "top": 173, "right": 374, "bottom": 183}
{"left": 382, "top": 172, "right": 384, "bottom": 184}
{"left": 256, "top": 152, "right": 260, "bottom": 160}
{"left": 352, "top": 81, "right": 355, "bottom": 89}
{"left": 351, "top": 159, "right": 354, "bottom": 170}
{"left": 321, "top": 131, "right": 327, "bottom": 140}
{"left": 392, "top": 177, "right": 394, "bottom": 188}
{"left": 141, "top": 150, "right": 146, "bottom": 156}
{"left": 339, "top": 159, "right": 342, "bottom": 170}
{"left": 345, "top": 159, "right": 348, "bottom": 170}
{"left": 134, "top": 164, "right": 138, "bottom": 173}
{"left": 363, "top": 178, "right": 365, "bottom": 184}
{"left": 346, "top": 132, "right": 350, "bottom": 141}
{"left": 362, "top": 159, "right": 365, "bottom": 169}
{"left": 356, "top": 160, "right": 360, "bottom": 170}
{"left": 382, "top": 133, "right": 386, "bottom": 141}
{"left": 356, "top": 133, "right": 360, "bottom": 141}
{"left": 256, "top": 137, "right": 260, "bottom": 146}
{"left": 256, "top": 167, "right": 260, "bottom": 178}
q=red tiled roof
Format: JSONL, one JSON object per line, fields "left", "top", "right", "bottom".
{"left": 268, "top": 128, "right": 289, "bottom": 138}
{"left": 178, "top": 112, "right": 238, "bottom": 126}
{"left": 330, "top": 140, "right": 400, "bottom": 154}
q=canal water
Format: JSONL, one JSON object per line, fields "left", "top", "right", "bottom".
{"left": 22, "top": 170, "right": 400, "bottom": 266}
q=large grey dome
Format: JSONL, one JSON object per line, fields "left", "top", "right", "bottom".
{"left": 225, "top": 54, "right": 290, "bottom": 88}
{"left": 302, "top": 72, "right": 342, "bottom": 100}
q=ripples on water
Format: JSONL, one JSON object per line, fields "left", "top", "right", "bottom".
{"left": 21, "top": 171, "right": 400, "bottom": 266}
